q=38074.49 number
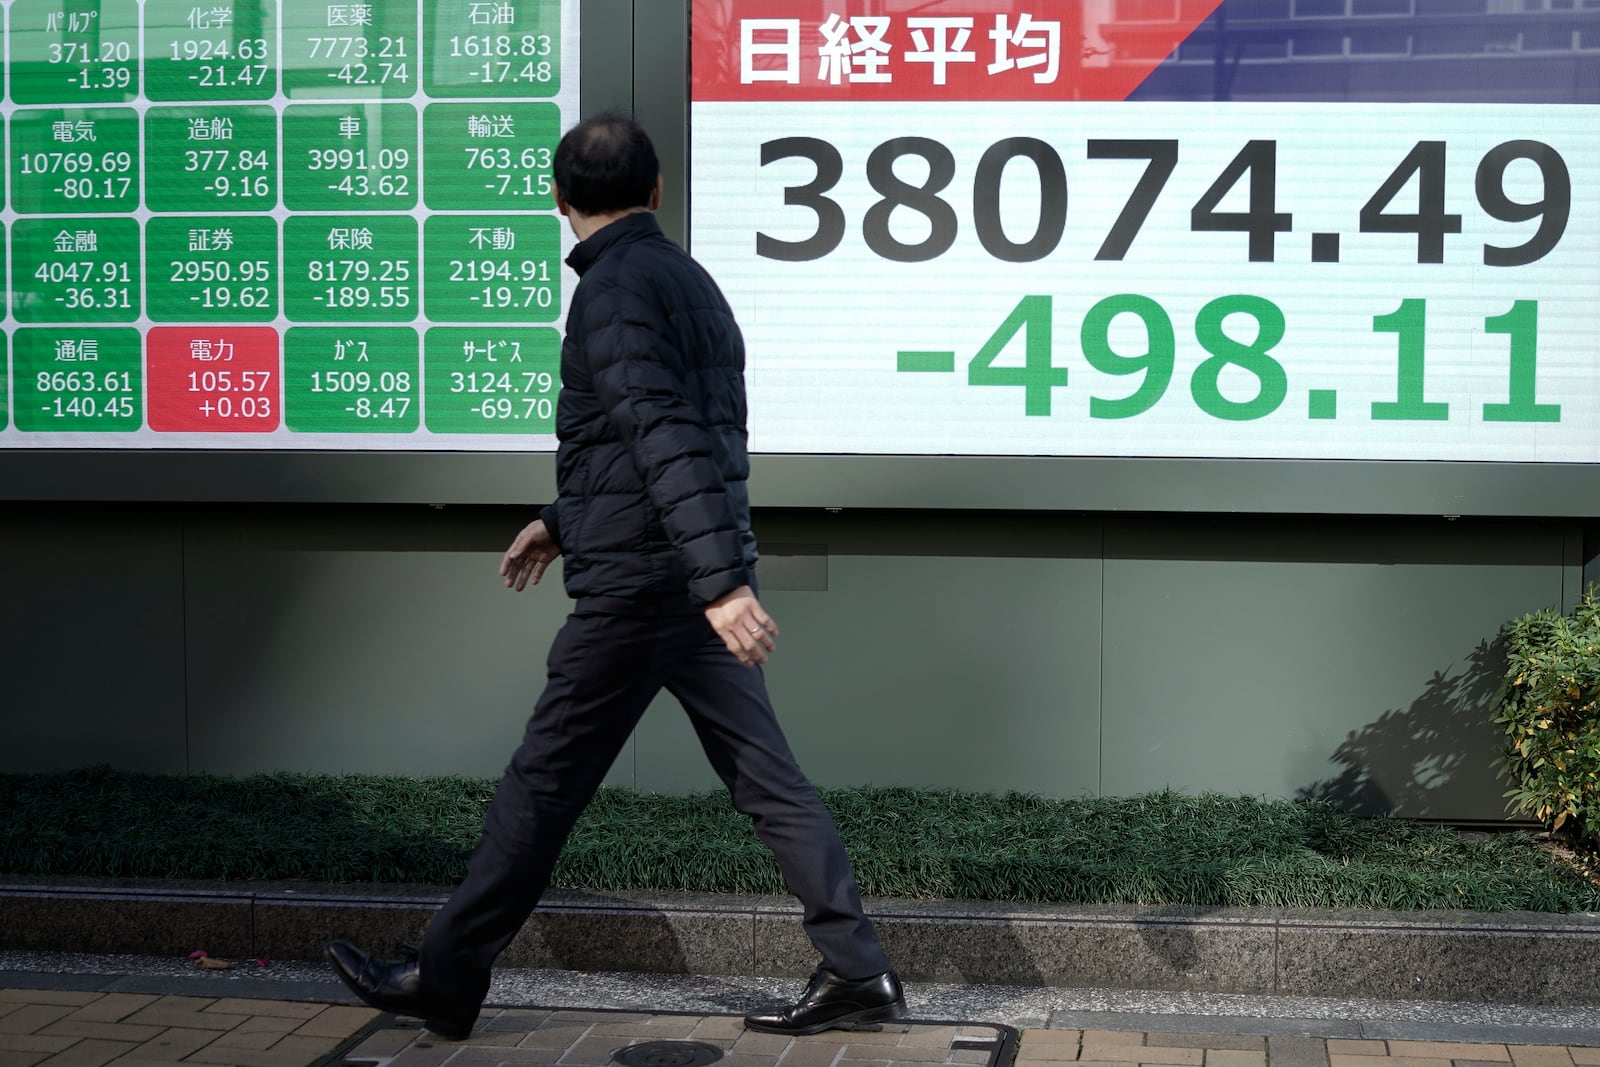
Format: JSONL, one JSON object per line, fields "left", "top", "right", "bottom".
{"left": 758, "top": 136, "right": 1569, "bottom": 267}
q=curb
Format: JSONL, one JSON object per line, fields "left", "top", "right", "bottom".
{"left": 5, "top": 879, "right": 1600, "bottom": 1006}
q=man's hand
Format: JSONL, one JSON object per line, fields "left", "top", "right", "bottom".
{"left": 500, "top": 519, "right": 561, "bottom": 591}
{"left": 705, "top": 585, "right": 779, "bottom": 666}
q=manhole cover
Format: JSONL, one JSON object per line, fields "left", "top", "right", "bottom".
{"left": 612, "top": 1041, "right": 725, "bottom": 1067}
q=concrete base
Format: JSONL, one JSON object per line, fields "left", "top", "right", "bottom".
{"left": 4, "top": 880, "right": 1600, "bottom": 1006}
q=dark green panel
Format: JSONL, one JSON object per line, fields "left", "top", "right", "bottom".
{"left": 0, "top": 507, "right": 187, "bottom": 773}
{"left": 1100, "top": 517, "right": 1572, "bottom": 820}
{"left": 180, "top": 508, "right": 626, "bottom": 786}
{"left": 633, "top": 0, "right": 686, "bottom": 246}
{"left": 632, "top": 517, "right": 1104, "bottom": 795}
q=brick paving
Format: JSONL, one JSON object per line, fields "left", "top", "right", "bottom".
{"left": 2, "top": 990, "right": 1599, "bottom": 1067}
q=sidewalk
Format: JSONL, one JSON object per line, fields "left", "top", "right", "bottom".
{"left": 4, "top": 983, "right": 1600, "bottom": 1067}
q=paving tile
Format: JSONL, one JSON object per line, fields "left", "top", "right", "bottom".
{"left": 1510, "top": 1050, "right": 1577, "bottom": 1067}
{"left": 35, "top": 1039, "right": 140, "bottom": 1067}
{"left": 1022, "top": 1030, "right": 1083, "bottom": 1046}
{"left": 455, "top": 1032, "right": 527, "bottom": 1048}
{"left": 184, "top": 1034, "right": 338, "bottom": 1067}
{"left": 1327, "top": 1042, "right": 1387, "bottom": 1057}
{"left": 950, "top": 1050, "right": 992, "bottom": 1064}
{"left": 1203, "top": 1051, "right": 1265, "bottom": 1067}
{"left": 1269, "top": 1036, "right": 1330, "bottom": 1067}
{"left": 1084, "top": 1032, "right": 1147, "bottom": 1047}
{"left": 291, "top": 1005, "right": 378, "bottom": 1039}
{"left": 0, "top": 1034, "right": 78, "bottom": 1056}
{"left": 717, "top": 1054, "right": 784, "bottom": 1067}
{"left": 1388, "top": 1044, "right": 1510, "bottom": 1061}
{"left": 819, "top": 1030, "right": 904, "bottom": 1047}
{"left": 731, "top": 1032, "right": 797, "bottom": 1055}
{"left": 593, "top": 1017, "right": 704, "bottom": 1040}
{"left": 519, "top": 1026, "right": 591, "bottom": 1051}
{"left": 776, "top": 1043, "right": 846, "bottom": 1067}
{"left": 483, "top": 1011, "right": 555, "bottom": 1033}
{"left": 1016, "top": 1045, "right": 1084, "bottom": 1063}
{"left": 36, "top": 1023, "right": 166, "bottom": 1046}
{"left": 834, "top": 1059, "right": 891, "bottom": 1067}
{"left": 843, "top": 1044, "right": 949, "bottom": 1062}
{"left": 899, "top": 1027, "right": 963, "bottom": 1048}
{"left": 0, "top": 994, "right": 101, "bottom": 1008}
{"left": 57, "top": 997, "right": 159, "bottom": 1025}
{"left": 1147, "top": 1036, "right": 1265, "bottom": 1052}
{"left": 119, "top": 999, "right": 243, "bottom": 1033}
{"left": 1076, "top": 1046, "right": 1203, "bottom": 1065}
{"left": 0, "top": 1002, "right": 22, "bottom": 1020}
{"left": 230, "top": 1017, "right": 301, "bottom": 1037}
{"left": 693, "top": 1018, "right": 749, "bottom": 1041}
{"left": 1330, "top": 1057, "right": 1452, "bottom": 1067}
{"left": 1570, "top": 1052, "right": 1600, "bottom": 1066}
{"left": 204, "top": 1001, "right": 323, "bottom": 1022}
{"left": 385, "top": 1043, "right": 463, "bottom": 1067}
{"left": 119, "top": 1026, "right": 221, "bottom": 1061}
{"left": 0, "top": 1050, "right": 50, "bottom": 1067}
{"left": 558, "top": 1034, "right": 635, "bottom": 1065}
{"left": 452, "top": 1050, "right": 570, "bottom": 1067}
{"left": 343, "top": 1027, "right": 420, "bottom": 1060}
{"left": 208, "top": 1029, "right": 285, "bottom": 1051}
{"left": 0, "top": 1007, "right": 78, "bottom": 1035}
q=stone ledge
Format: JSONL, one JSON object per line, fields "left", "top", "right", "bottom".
{"left": 3, "top": 881, "right": 1598, "bottom": 1005}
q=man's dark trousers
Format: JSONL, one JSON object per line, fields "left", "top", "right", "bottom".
{"left": 418, "top": 603, "right": 892, "bottom": 1009}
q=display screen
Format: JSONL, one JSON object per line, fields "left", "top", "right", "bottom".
{"left": 690, "top": 0, "right": 1600, "bottom": 462}
{"left": 0, "top": 0, "right": 577, "bottom": 449}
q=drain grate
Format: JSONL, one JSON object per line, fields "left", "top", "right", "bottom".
{"left": 612, "top": 1041, "right": 726, "bottom": 1067}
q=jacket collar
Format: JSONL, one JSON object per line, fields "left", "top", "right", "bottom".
{"left": 565, "top": 211, "right": 662, "bottom": 277}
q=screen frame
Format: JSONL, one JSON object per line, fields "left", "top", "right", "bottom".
{"left": 2, "top": 0, "right": 1597, "bottom": 517}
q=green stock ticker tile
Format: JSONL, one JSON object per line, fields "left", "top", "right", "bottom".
{"left": 422, "top": 102, "right": 557, "bottom": 212}
{"left": 9, "top": 0, "right": 139, "bottom": 104}
{"left": 423, "top": 214, "right": 560, "bottom": 324}
{"left": 423, "top": 326, "right": 559, "bottom": 435}
{"left": 12, "top": 216, "right": 141, "bottom": 323}
{"left": 144, "top": 105, "right": 279, "bottom": 213}
{"left": 12, "top": 327, "right": 143, "bottom": 433}
{"left": 423, "top": 0, "right": 561, "bottom": 98}
{"left": 282, "top": 104, "right": 418, "bottom": 212}
{"left": 284, "top": 327, "right": 421, "bottom": 434}
{"left": 146, "top": 216, "right": 279, "bottom": 323}
{"left": 281, "top": 0, "right": 417, "bottom": 98}
{"left": 10, "top": 108, "right": 140, "bottom": 215}
{"left": 283, "top": 214, "right": 418, "bottom": 323}
{"left": 144, "top": 0, "right": 277, "bottom": 101}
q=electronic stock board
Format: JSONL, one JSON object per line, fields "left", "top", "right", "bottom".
{"left": 0, "top": 0, "right": 578, "bottom": 450}
{"left": 691, "top": 1, "right": 1600, "bottom": 464}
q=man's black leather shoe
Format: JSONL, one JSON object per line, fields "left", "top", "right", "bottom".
{"left": 324, "top": 940, "right": 476, "bottom": 1041}
{"left": 744, "top": 968, "right": 907, "bottom": 1035}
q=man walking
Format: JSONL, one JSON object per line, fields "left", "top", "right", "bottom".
{"left": 326, "top": 114, "right": 903, "bottom": 1039}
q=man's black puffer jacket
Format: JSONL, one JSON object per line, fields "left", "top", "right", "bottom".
{"left": 538, "top": 212, "right": 757, "bottom": 609}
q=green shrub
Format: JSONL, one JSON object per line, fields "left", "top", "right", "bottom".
{"left": 1496, "top": 586, "right": 1600, "bottom": 847}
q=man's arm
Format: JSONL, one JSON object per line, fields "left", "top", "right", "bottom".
{"left": 588, "top": 310, "right": 777, "bottom": 665}
{"left": 704, "top": 585, "right": 779, "bottom": 666}
{"left": 500, "top": 516, "right": 561, "bottom": 591}
{"left": 589, "top": 314, "right": 751, "bottom": 601}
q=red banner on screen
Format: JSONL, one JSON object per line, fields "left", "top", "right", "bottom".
{"left": 691, "top": 1, "right": 1222, "bottom": 103}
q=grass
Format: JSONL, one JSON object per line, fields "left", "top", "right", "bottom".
{"left": 2, "top": 768, "right": 1597, "bottom": 912}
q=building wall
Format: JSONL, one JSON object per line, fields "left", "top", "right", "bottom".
{"left": 1, "top": 501, "right": 1579, "bottom": 823}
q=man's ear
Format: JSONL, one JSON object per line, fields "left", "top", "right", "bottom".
{"left": 649, "top": 174, "right": 663, "bottom": 211}
{"left": 554, "top": 185, "right": 570, "bottom": 216}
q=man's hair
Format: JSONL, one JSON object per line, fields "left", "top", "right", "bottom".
{"left": 552, "top": 113, "right": 660, "bottom": 215}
